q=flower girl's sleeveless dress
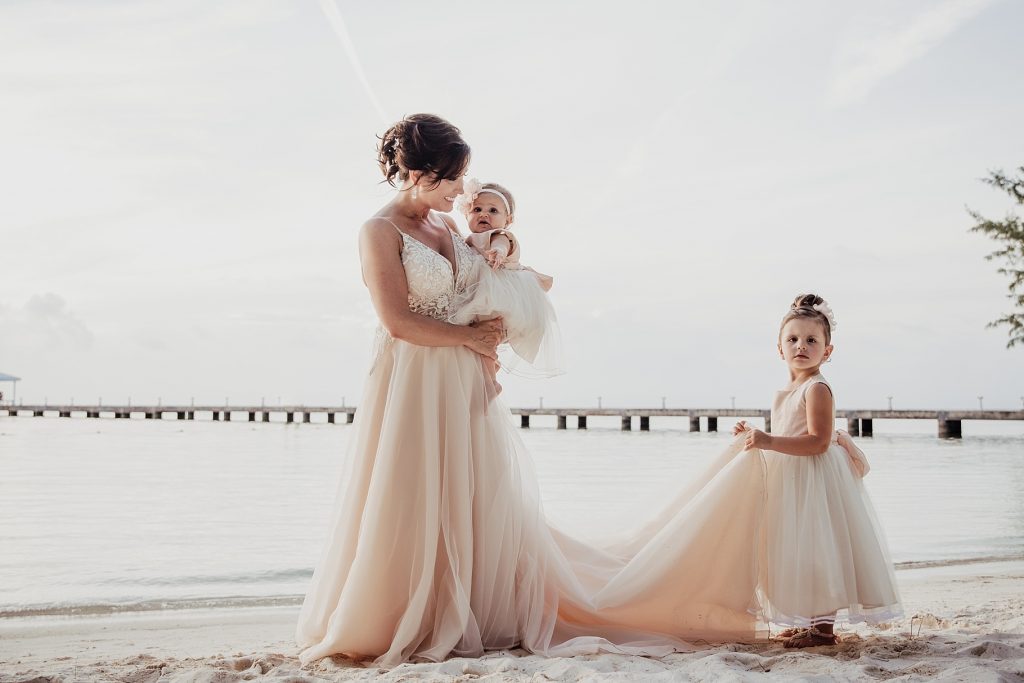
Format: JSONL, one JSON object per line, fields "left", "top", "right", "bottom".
{"left": 756, "top": 374, "right": 901, "bottom": 626}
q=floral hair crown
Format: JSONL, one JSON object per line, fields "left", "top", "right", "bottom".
{"left": 454, "top": 177, "right": 511, "bottom": 217}
{"left": 805, "top": 300, "right": 838, "bottom": 331}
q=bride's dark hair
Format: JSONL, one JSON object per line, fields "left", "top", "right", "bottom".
{"left": 377, "top": 114, "right": 470, "bottom": 189}
{"left": 779, "top": 293, "right": 833, "bottom": 343}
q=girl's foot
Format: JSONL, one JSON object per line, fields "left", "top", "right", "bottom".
{"left": 777, "top": 627, "right": 806, "bottom": 639}
{"left": 783, "top": 626, "right": 838, "bottom": 648}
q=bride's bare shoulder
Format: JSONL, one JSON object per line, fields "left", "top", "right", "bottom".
{"left": 360, "top": 216, "right": 404, "bottom": 251}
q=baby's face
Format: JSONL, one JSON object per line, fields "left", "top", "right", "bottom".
{"left": 467, "top": 194, "right": 510, "bottom": 233}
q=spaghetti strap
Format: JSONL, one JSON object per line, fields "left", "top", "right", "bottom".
{"left": 371, "top": 216, "right": 406, "bottom": 236}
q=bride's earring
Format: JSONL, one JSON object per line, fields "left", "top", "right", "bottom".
{"left": 412, "top": 185, "right": 419, "bottom": 200}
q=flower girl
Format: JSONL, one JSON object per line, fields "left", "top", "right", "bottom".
{"left": 735, "top": 294, "right": 902, "bottom": 647}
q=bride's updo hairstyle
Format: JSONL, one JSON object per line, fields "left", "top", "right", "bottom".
{"left": 377, "top": 113, "right": 471, "bottom": 189}
{"left": 779, "top": 293, "right": 834, "bottom": 344}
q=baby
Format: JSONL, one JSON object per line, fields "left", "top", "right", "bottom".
{"left": 451, "top": 180, "right": 561, "bottom": 394}
{"left": 461, "top": 180, "right": 553, "bottom": 290}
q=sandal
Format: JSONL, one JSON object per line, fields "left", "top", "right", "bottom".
{"left": 783, "top": 626, "right": 838, "bottom": 648}
{"left": 777, "top": 627, "right": 807, "bottom": 639}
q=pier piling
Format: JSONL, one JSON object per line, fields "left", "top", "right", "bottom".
{"left": 640, "top": 416, "right": 650, "bottom": 431}
{"left": 861, "top": 418, "right": 873, "bottom": 437}
{"left": 939, "top": 417, "right": 962, "bottom": 439}
{"left": 578, "top": 415, "right": 588, "bottom": 429}
{"left": 689, "top": 416, "right": 700, "bottom": 432}
{"left": 707, "top": 417, "right": 718, "bottom": 432}
{"left": 621, "top": 416, "right": 632, "bottom": 431}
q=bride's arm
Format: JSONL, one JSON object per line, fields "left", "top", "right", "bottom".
{"left": 359, "top": 220, "right": 501, "bottom": 359}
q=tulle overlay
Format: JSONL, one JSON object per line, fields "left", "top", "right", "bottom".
{"left": 449, "top": 258, "right": 563, "bottom": 378}
{"left": 296, "top": 337, "right": 781, "bottom": 665}
{"left": 295, "top": 221, "right": 899, "bottom": 665}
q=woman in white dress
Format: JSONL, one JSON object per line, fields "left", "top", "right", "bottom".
{"left": 296, "top": 114, "right": 773, "bottom": 666}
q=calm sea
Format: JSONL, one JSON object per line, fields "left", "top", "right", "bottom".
{"left": 1, "top": 414, "right": 1022, "bottom": 618}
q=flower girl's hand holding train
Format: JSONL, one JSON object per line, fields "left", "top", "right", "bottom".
{"left": 744, "top": 428, "right": 772, "bottom": 450}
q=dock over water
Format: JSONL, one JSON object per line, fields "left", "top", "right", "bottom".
{"left": 3, "top": 405, "right": 1022, "bottom": 439}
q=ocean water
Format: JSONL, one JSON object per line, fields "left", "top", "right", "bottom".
{"left": 1, "top": 414, "right": 1022, "bottom": 617}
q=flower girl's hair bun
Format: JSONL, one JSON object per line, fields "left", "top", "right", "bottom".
{"left": 780, "top": 293, "right": 837, "bottom": 343}
{"left": 377, "top": 114, "right": 471, "bottom": 188}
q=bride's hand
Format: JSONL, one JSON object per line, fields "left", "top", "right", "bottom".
{"left": 465, "top": 317, "right": 504, "bottom": 359}
{"left": 732, "top": 420, "right": 749, "bottom": 436}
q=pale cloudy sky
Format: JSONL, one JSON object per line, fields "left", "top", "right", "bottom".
{"left": 2, "top": 0, "right": 1023, "bottom": 412}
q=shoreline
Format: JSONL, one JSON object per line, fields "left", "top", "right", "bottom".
{"left": 5, "top": 551, "right": 1022, "bottom": 621}
{"left": 2, "top": 560, "right": 1022, "bottom": 681}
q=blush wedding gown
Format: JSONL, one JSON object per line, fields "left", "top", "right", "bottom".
{"left": 294, "top": 219, "right": 898, "bottom": 666}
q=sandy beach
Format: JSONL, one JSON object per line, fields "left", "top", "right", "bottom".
{"left": 1, "top": 560, "right": 1022, "bottom": 682}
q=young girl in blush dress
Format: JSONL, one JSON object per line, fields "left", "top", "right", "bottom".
{"left": 734, "top": 293, "right": 902, "bottom": 647}
{"left": 450, "top": 179, "right": 561, "bottom": 390}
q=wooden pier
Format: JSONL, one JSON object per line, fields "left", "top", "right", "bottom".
{"left": 2, "top": 405, "right": 1022, "bottom": 439}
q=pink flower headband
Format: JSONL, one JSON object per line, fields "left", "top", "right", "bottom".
{"left": 454, "top": 177, "right": 511, "bottom": 216}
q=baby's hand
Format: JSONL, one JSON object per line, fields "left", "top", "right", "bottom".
{"left": 485, "top": 249, "right": 506, "bottom": 270}
{"left": 744, "top": 429, "right": 772, "bottom": 451}
{"left": 731, "top": 420, "right": 750, "bottom": 436}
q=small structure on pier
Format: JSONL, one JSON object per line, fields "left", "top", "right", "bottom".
{"left": 0, "top": 372, "right": 20, "bottom": 405}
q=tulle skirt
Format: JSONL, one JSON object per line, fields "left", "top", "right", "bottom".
{"left": 294, "top": 337, "right": 772, "bottom": 666}
{"left": 754, "top": 444, "right": 902, "bottom": 626}
{"left": 449, "top": 261, "right": 563, "bottom": 377}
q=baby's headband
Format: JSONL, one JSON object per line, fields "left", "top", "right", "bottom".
{"left": 476, "top": 188, "right": 511, "bottom": 214}
{"left": 455, "top": 178, "right": 512, "bottom": 216}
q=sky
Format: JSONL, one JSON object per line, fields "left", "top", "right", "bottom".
{"left": 1, "top": 0, "right": 1023, "bottom": 412}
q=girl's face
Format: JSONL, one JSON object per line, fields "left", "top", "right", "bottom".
{"left": 467, "top": 193, "right": 511, "bottom": 233}
{"left": 413, "top": 172, "right": 465, "bottom": 213}
{"left": 778, "top": 318, "right": 833, "bottom": 373}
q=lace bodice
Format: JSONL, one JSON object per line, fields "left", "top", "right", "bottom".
{"left": 771, "top": 373, "right": 834, "bottom": 437}
{"left": 399, "top": 228, "right": 478, "bottom": 320}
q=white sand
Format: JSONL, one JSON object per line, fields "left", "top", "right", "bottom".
{"left": 2, "top": 561, "right": 1022, "bottom": 682}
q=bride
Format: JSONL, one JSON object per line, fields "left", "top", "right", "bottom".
{"left": 295, "top": 114, "right": 768, "bottom": 666}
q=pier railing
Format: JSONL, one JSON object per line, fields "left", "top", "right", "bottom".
{"left": 3, "top": 404, "right": 1022, "bottom": 439}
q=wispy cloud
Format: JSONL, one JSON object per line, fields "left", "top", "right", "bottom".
{"left": 0, "top": 294, "right": 94, "bottom": 352}
{"left": 827, "top": 0, "right": 995, "bottom": 107}
{"left": 317, "top": 0, "right": 389, "bottom": 123}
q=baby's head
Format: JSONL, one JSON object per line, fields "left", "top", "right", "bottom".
{"left": 458, "top": 180, "right": 516, "bottom": 233}
{"left": 777, "top": 294, "right": 836, "bottom": 371}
